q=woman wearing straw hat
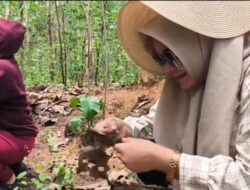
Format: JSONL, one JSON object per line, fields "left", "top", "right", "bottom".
{"left": 95, "top": 1, "right": 250, "bottom": 189}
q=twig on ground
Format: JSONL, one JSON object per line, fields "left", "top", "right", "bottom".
{"left": 40, "top": 100, "right": 66, "bottom": 115}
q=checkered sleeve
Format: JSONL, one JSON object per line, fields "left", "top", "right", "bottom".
{"left": 179, "top": 64, "right": 250, "bottom": 190}
{"left": 124, "top": 101, "right": 158, "bottom": 139}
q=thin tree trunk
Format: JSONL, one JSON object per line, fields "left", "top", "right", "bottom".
{"left": 5, "top": 2, "right": 11, "bottom": 19}
{"left": 94, "top": 42, "right": 99, "bottom": 86}
{"left": 61, "top": 4, "right": 67, "bottom": 85}
{"left": 47, "top": 1, "right": 55, "bottom": 81}
{"left": 102, "top": 1, "right": 109, "bottom": 119}
{"left": 81, "top": 1, "right": 93, "bottom": 89}
{"left": 24, "top": 4, "right": 29, "bottom": 49}
{"left": 52, "top": 13, "right": 57, "bottom": 75}
{"left": 55, "top": 1, "right": 66, "bottom": 85}
{"left": 86, "top": 1, "right": 94, "bottom": 82}
{"left": 78, "top": 32, "right": 87, "bottom": 87}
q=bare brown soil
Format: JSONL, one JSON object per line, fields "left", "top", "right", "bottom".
{"left": 24, "top": 80, "right": 164, "bottom": 189}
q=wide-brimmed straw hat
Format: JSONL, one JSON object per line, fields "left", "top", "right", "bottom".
{"left": 117, "top": 1, "right": 250, "bottom": 75}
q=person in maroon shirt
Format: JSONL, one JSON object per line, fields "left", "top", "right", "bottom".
{"left": 0, "top": 19, "right": 38, "bottom": 188}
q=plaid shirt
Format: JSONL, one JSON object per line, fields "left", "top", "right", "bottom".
{"left": 124, "top": 65, "right": 250, "bottom": 189}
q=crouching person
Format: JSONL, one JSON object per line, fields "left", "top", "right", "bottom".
{"left": 0, "top": 19, "right": 38, "bottom": 189}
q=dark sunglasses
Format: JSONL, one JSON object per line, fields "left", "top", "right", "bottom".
{"left": 153, "top": 49, "right": 182, "bottom": 68}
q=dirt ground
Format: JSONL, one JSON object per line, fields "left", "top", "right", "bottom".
{"left": 24, "top": 80, "right": 164, "bottom": 189}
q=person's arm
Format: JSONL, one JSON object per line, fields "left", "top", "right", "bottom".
{"left": 124, "top": 101, "right": 158, "bottom": 139}
{"left": 178, "top": 65, "right": 250, "bottom": 190}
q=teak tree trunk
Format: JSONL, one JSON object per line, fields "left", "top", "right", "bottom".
{"left": 55, "top": 1, "right": 67, "bottom": 86}
{"left": 5, "top": 2, "right": 11, "bottom": 19}
{"left": 86, "top": 1, "right": 94, "bottom": 82}
{"left": 47, "top": 1, "right": 55, "bottom": 81}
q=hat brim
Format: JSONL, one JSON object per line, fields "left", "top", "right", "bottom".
{"left": 117, "top": 2, "right": 163, "bottom": 75}
{"left": 142, "top": 1, "right": 250, "bottom": 39}
{"left": 117, "top": 1, "right": 250, "bottom": 75}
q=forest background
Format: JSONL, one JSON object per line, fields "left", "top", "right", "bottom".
{"left": 0, "top": 1, "right": 157, "bottom": 88}
{"left": 0, "top": 2, "right": 164, "bottom": 189}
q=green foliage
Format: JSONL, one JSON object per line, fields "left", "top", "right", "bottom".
{"left": 16, "top": 171, "right": 28, "bottom": 180}
{"left": 39, "top": 173, "right": 51, "bottom": 182}
{"left": 69, "top": 95, "right": 103, "bottom": 132}
{"left": 30, "top": 162, "right": 75, "bottom": 190}
{"left": 24, "top": 66, "right": 51, "bottom": 87}
{"left": 13, "top": 171, "right": 29, "bottom": 190}
{"left": 53, "top": 162, "right": 76, "bottom": 189}
{"left": 31, "top": 173, "right": 52, "bottom": 190}
{"left": 79, "top": 96, "right": 103, "bottom": 123}
{"left": 68, "top": 116, "right": 82, "bottom": 134}
{"left": 119, "top": 71, "right": 138, "bottom": 86}
{"left": 69, "top": 97, "right": 80, "bottom": 109}
{"left": 68, "top": 95, "right": 103, "bottom": 146}
{"left": 0, "top": 1, "right": 139, "bottom": 87}
{"left": 109, "top": 58, "right": 138, "bottom": 86}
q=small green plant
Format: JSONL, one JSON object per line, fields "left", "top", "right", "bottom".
{"left": 30, "top": 162, "right": 76, "bottom": 190}
{"left": 53, "top": 162, "right": 76, "bottom": 189}
{"left": 68, "top": 117, "right": 82, "bottom": 135}
{"left": 13, "top": 171, "right": 29, "bottom": 190}
{"left": 68, "top": 95, "right": 103, "bottom": 134}
{"left": 31, "top": 173, "right": 52, "bottom": 190}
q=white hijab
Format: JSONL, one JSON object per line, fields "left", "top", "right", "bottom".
{"left": 139, "top": 16, "right": 250, "bottom": 157}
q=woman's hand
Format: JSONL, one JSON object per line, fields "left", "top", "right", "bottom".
{"left": 94, "top": 117, "right": 133, "bottom": 139}
{"left": 114, "top": 138, "right": 174, "bottom": 173}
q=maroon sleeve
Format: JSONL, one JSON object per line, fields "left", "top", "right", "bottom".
{"left": 0, "top": 58, "right": 38, "bottom": 136}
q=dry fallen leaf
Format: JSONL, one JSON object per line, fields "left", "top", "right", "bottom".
{"left": 52, "top": 105, "right": 65, "bottom": 114}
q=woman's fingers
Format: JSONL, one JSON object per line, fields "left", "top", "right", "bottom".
{"left": 95, "top": 118, "right": 119, "bottom": 134}
{"left": 114, "top": 142, "right": 122, "bottom": 153}
{"left": 121, "top": 137, "right": 133, "bottom": 142}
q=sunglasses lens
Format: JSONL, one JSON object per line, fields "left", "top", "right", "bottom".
{"left": 153, "top": 54, "right": 165, "bottom": 66}
{"left": 163, "top": 51, "right": 175, "bottom": 67}
{"left": 171, "top": 51, "right": 182, "bottom": 67}
{"left": 153, "top": 49, "right": 182, "bottom": 68}
{"left": 164, "top": 50, "right": 182, "bottom": 68}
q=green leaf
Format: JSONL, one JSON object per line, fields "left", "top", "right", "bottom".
{"left": 31, "top": 178, "right": 44, "bottom": 189}
{"left": 69, "top": 97, "right": 79, "bottom": 109}
{"left": 39, "top": 173, "right": 51, "bottom": 182}
{"left": 20, "top": 180, "right": 28, "bottom": 186}
{"left": 79, "top": 96, "right": 103, "bottom": 123}
{"left": 31, "top": 178, "right": 39, "bottom": 184}
{"left": 53, "top": 168, "right": 60, "bottom": 176}
{"left": 41, "top": 187, "right": 51, "bottom": 190}
{"left": 55, "top": 184, "right": 62, "bottom": 190}
{"left": 16, "top": 171, "right": 28, "bottom": 179}
{"left": 41, "top": 187, "right": 52, "bottom": 190}
{"left": 69, "top": 117, "right": 82, "bottom": 133}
